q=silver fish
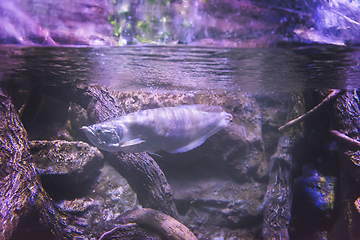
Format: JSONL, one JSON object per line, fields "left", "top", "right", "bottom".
{"left": 81, "top": 105, "right": 232, "bottom": 153}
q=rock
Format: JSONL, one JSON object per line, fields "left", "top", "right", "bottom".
{"left": 30, "top": 140, "right": 104, "bottom": 187}
{"left": 51, "top": 162, "right": 140, "bottom": 239}
{"left": 71, "top": 162, "right": 140, "bottom": 238}
{"left": 67, "top": 101, "right": 91, "bottom": 141}
{"left": 171, "top": 179, "right": 266, "bottom": 229}
{"left": 291, "top": 165, "right": 336, "bottom": 230}
{"left": 256, "top": 94, "right": 290, "bottom": 160}
{"left": 194, "top": 227, "right": 261, "bottom": 240}
{"left": 0, "top": 0, "right": 115, "bottom": 46}
{"left": 355, "top": 197, "right": 360, "bottom": 213}
{"left": 37, "top": 159, "right": 142, "bottom": 239}
{"left": 19, "top": 90, "right": 72, "bottom": 141}
{"left": 57, "top": 198, "right": 95, "bottom": 213}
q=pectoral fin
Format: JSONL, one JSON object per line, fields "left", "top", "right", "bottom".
{"left": 108, "top": 143, "right": 120, "bottom": 147}
{"left": 121, "top": 138, "right": 145, "bottom": 147}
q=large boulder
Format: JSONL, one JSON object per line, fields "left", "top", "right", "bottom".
{"left": 30, "top": 140, "right": 104, "bottom": 200}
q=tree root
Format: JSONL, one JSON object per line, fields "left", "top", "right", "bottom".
{"left": 100, "top": 208, "right": 197, "bottom": 240}
{"left": 0, "top": 88, "right": 82, "bottom": 239}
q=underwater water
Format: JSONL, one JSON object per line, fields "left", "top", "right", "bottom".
{"left": 1, "top": 44, "right": 360, "bottom": 239}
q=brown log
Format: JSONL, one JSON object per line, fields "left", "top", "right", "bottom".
{"left": 99, "top": 223, "right": 163, "bottom": 240}
{"left": 0, "top": 88, "right": 81, "bottom": 239}
{"left": 330, "top": 91, "right": 360, "bottom": 239}
{"left": 263, "top": 93, "right": 305, "bottom": 240}
{"left": 100, "top": 208, "right": 197, "bottom": 240}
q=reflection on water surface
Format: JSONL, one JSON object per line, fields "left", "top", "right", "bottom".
{"left": 1, "top": 45, "right": 360, "bottom": 94}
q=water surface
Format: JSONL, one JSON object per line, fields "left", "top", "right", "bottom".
{"left": 1, "top": 45, "right": 359, "bottom": 94}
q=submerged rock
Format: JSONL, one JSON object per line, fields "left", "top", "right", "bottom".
{"left": 75, "top": 162, "right": 140, "bottom": 238}
{"left": 297, "top": 165, "right": 336, "bottom": 212}
{"left": 57, "top": 198, "right": 95, "bottom": 213}
{"left": 30, "top": 140, "right": 104, "bottom": 186}
{"left": 292, "top": 165, "right": 336, "bottom": 229}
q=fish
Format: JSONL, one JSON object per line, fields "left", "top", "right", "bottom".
{"left": 81, "top": 105, "right": 232, "bottom": 153}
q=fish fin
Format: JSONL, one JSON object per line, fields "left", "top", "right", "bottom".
{"left": 169, "top": 112, "right": 231, "bottom": 154}
{"left": 108, "top": 143, "right": 120, "bottom": 147}
{"left": 168, "top": 136, "right": 209, "bottom": 154}
{"left": 147, "top": 152, "right": 163, "bottom": 158}
{"left": 178, "top": 104, "right": 223, "bottom": 112}
{"left": 120, "top": 138, "right": 145, "bottom": 147}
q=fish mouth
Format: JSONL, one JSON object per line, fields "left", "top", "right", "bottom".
{"left": 81, "top": 126, "right": 103, "bottom": 144}
{"left": 80, "top": 126, "right": 88, "bottom": 131}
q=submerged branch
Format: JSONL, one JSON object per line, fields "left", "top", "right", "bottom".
{"left": 99, "top": 223, "right": 137, "bottom": 240}
{"left": 330, "top": 130, "right": 360, "bottom": 148}
{"left": 108, "top": 208, "right": 197, "bottom": 240}
{"left": 279, "top": 89, "right": 341, "bottom": 132}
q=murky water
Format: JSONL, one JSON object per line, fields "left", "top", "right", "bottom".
{"left": 1, "top": 45, "right": 360, "bottom": 94}
{"left": 1, "top": 45, "right": 360, "bottom": 239}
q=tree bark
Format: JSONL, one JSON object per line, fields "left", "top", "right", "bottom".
{"left": 100, "top": 208, "right": 197, "bottom": 240}
{"left": 0, "top": 88, "right": 80, "bottom": 239}
{"left": 330, "top": 90, "right": 360, "bottom": 240}
{"left": 263, "top": 93, "right": 305, "bottom": 240}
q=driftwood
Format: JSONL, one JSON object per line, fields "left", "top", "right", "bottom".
{"left": 278, "top": 89, "right": 341, "bottom": 132}
{"left": 262, "top": 134, "right": 293, "bottom": 240}
{"left": 84, "top": 86, "right": 179, "bottom": 218}
{"left": 263, "top": 93, "right": 305, "bottom": 239}
{"left": 99, "top": 223, "right": 162, "bottom": 240}
{"left": 0, "top": 88, "right": 81, "bottom": 239}
{"left": 100, "top": 208, "right": 197, "bottom": 240}
{"left": 330, "top": 91, "right": 360, "bottom": 239}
